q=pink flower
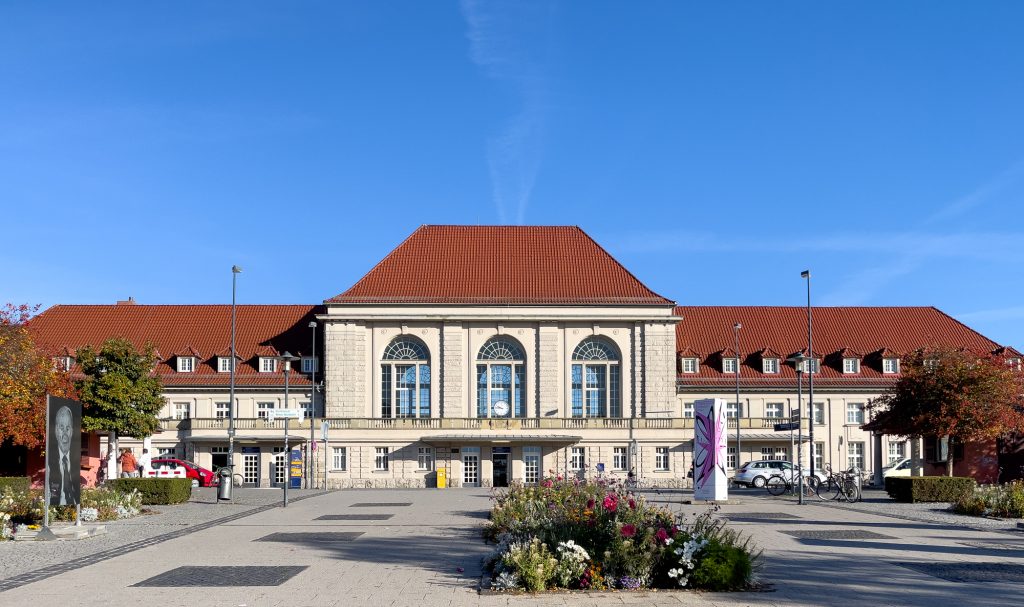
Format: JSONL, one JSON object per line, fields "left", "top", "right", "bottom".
{"left": 556, "top": 475, "right": 563, "bottom": 481}
{"left": 603, "top": 494, "right": 618, "bottom": 512}
{"left": 655, "top": 528, "right": 669, "bottom": 543}
{"left": 621, "top": 524, "right": 636, "bottom": 538}
{"left": 628, "top": 498, "right": 636, "bottom": 510}
{"left": 586, "top": 499, "right": 595, "bottom": 509}
{"left": 541, "top": 479, "right": 553, "bottom": 488}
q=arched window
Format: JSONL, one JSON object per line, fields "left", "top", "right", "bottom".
{"left": 571, "top": 338, "right": 621, "bottom": 418}
{"left": 381, "top": 337, "right": 430, "bottom": 418}
{"left": 476, "top": 337, "right": 526, "bottom": 418}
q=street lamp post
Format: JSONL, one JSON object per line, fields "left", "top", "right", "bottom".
{"left": 787, "top": 354, "right": 807, "bottom": 505}
{"left": 801, "top": 270, "right": 815, "bottom": 478}
{"left": 307, "top": 321, "right": 317, "bottom": 489}
{"left": 733, "top": 323, "right": 742, "bottom": 473}
{"left": 280, "top": 351, "right": 299, "bottom": 507}
{"left": 227, "top": 265, "right": 241, "bottom": 495}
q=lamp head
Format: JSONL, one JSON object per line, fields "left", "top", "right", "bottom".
{"left": 232, "top": 265, "right": 242, "bottom": 274}
{"left": 733, "top": 322, "right": 742, "bottom": 330}
{"left": 308, "top": 321, "right": 317, "bottom": 328}
{"left": 278, "top": 350, "right": 300, "bottom": 371}
{"left": 800, "top": 270, "right": 810, "bottom": 279}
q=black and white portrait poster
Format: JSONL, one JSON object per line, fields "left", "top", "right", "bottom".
{"left": 46, "top": 396, "right": 82, "bottom": 506}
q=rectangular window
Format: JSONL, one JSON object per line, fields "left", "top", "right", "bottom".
{"left": 888, "top": 441, "right": 906, "bottom": 463}
{"left": 613, "top": 447, "right": 628, "bottom": 470}
{"left": 260, "top": 358, "right": 276, "bottom": 373}
{"left": 158, "top": 447, "right": 176, "bottom": 457}
{"left": 846, "top": 402, "right": 865, "bottom": 425}
{"left": 722, "top": 357, "right": 738, "bottom": 374}
{"left": 727, "top": 446, "right": 737, "bottom": 469}
{"left": 333, "top": 447, "right": 347, "bottom": 471}
{"left": 524, "top": 447, "right": 541, "bottom": 484}
{"left": 762, "top": 358, "right": 779, "bottom": 374}
{"left": 173, "top": 402, "right": 190, "bottom": 420}
{"left": 375, "top": 447, "right": 389, "bottom": 471}
{"left": 761, "top": 447, "right": 787, "bottom": 461}
{"left": 218, "top": 357, "right": 233, "bottom": 373}
{"left": 765, "top": 402, "right": 784, "bottom": 419}
{"left": 257, "top": 402, "right": 275, "bottom": 420}
{"left": 726, "top": 402, "right": 743, "bottom": 419}
{"left": 682, "top": 402, "right": 694, "bottom": 418}
{"left": 848, "top": 442, "right": 864, "bottom": 471}
{"left": 215, "top": 402, "right": 230, "bottom": 419}
{"left": 570, "top": 447, "right": 585, "bottom": 471}
{"left": 300, "top": 401, "right": 313, "bottom": 418}
{"left": 843, "top": 358, "right": 860, "bottom": 374}
{"left": 302, "top": 357, "right": 318, "bottom": 373}
{"left": 812, "top": 402, "right": 825, "bottom": 425}
{"left": 417, "top": 447, "right": 434, "bottom": 471}
{"left": 883, "top": 358, "right": 899, "bottom": 374}
{"left": 813, "top": 442, "right": 824, "bottom": 471}
{"left": 177, "top": 357, "right": 194, "bottom": 373}
{"left": 681, "top": 358, "right": 697, "bottom": 374}
{"left": 655, "top": 447, "right": 670, "bottom": 471}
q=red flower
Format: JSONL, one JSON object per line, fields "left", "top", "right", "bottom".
{"left": 621, "top": 524, "right": 636, "bottom": 538}
{"left": 628, "top": 498, "right": 636, "bottom": 510}
{"left": 655, "top": 528, "right": 669, "bottom": 543}
{"left": 541, "top": 479, "right": 553, "bottom": 488}
{"left": 586, "top": 499, "right": 595, "bottom": 509}
{"left": 603, "top": 494, "right": 618, "bottom": 512}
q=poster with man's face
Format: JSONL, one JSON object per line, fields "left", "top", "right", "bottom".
{"left": 47, "top": 396, "right": 82, "bottom": 506}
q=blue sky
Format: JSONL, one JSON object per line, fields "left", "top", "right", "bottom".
{"left": 2, "top": 2, "right": 1022, "bottom": 347}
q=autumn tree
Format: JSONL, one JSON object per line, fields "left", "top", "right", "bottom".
{"left": 0, "top": 304, "right": 76, "bottom": 449}
{"left": 867, "top": 346, "right": 1024, "bottom": 476}
{"left": 75, "top": 338, "right": 165, "bottom": 472}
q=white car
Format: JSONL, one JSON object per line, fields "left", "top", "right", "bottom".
{"left": 733, "top": 460, "right": 827, "bottom": 488}
{"left": 882, "top": 458, "right": 912, "bottom": 478}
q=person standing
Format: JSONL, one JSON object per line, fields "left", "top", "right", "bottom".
{"left": 119, "top": 449, "right": 138, "bottom": 478}
{"left": 138, "top": 448, "right": 152, "bottom": 478}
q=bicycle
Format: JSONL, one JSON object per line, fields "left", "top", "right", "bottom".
{"left": 766, "top": 472, "right": 817, "bottom": 498}
{"left": 815, "top": 464, "right": 859, "bottom": 502}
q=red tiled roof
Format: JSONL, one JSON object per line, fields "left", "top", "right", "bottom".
{"left": 28, "top": 304, "right": 322, "bottom": 387}
{"left": 327, "top": 225, "right": 675, "bottom": 306}
{"left": 675, "top": 306, "right": 1006, "bottom": 387}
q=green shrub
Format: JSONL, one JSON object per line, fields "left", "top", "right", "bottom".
{"left": 952, "top": 481, "right": 1024, "bottom": 518}
{"left": 689, "top": 539, "right": 753, "bottom": 591}
{"left": 886, "top": 476, "right": 975, "bottom": 503}
{"left": 0, "top": 478, "right": 30, "bottom": 493}
{"left": 107, "top": 478, "right": 191, "bottom": 504}
{"left": 501, "top": 537, "right": 558, "bottom": 591}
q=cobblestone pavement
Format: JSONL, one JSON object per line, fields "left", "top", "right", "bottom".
{"left": 0, "top": 488, "right": 324, "bottom": 589}
{"left": 0, "top": 487, "right": 1021, "bottom": 606}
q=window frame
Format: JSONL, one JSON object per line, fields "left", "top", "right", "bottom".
{"left": 476, "top": 337, "right": 526, "bottom": 419}
{"left": 417, "top": 446, "right": 434, "bottom": 471}
{"left": 847, "top": 441, "right": 865, "bottom": 471}
{"left": 654, "top": 447, "right": 670, "bottom": 471}
{"left": 883, "top": 358, "right": 900, "bottom": 374}
{"left": 762, "top": 358, "right": 779, "bottom": 374}
{"left": 259, "top": 357, "right": 277, "bottom": 373}
{"left": 332, "top": 447, "right": 347, "bottom": 471}
{"left": 842, "top": 358, "right": 860, "bottom": 374}
{"left": 571, "top": 338, "right": 621, "bottom": 419}
{"left": 722, "top": 357, "right": 738, "bottom": 374}
{"left": 812, "top": 402, "right": 825, "bottom": 425}
{"left": 173, "top": 402, "right": 190, "bottom": 420}
{"left": 177, "top": 356, "right": 194, "bottom": 373}
{"left": 846, "top": 402, "right": 865, "bottom": 425}
{"left": 257, "top": 401, "right": 275, "bottom": 420}
{"left": 218, "top": 357, "right": 235, "bottom": 373}
{"left": 765, "top": 402, "right": 784, "bottom": 419}
{"left": 301, "top": 356, "right": 319, "bottom": 373}
{"left": 374, "top": 447, "right": 390, "bottom": 471}
{"left": 681, "top": 357, "right": 698, "bottom": 374}
{"left": 612, "top": 446, "right": 628, "bottom": 471}
{"left": 570, "top": 446, "right": 586, "bottom": 471}
{"left": 215, "top": 401, "right": 230, "bottom": 419}
{"left": 381, "top": 337, "right": 431, "bottom": 419}
{"left": 682, "top": 402, "right": 694, "bottom": 418}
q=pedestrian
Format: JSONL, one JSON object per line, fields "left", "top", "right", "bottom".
{"left": 119, "top": 449, "right": 138, "bottom": 478}
{"left": 138, "top": 448, "right": 152, "bottom": 478}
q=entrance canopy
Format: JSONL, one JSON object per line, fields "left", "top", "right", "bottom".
{"left": 419, "top": 434, "right": 581, "bottom": 446}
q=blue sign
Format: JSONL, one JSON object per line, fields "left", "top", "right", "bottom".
{"left": 289, "top": 449, "right": 302, "bottom": 488}
{"left": 596, "top": 463, "right": 605, "bottom": 473}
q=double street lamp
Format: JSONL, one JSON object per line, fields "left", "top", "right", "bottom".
{"left": 227, "top": 265, "right": 241, "bottom": 494}
{"left": 733, "top": 323, "right": 742, "bottom": 472}
{"left": 786, "top": 353, "right": 807, "bottom": 505}
{"left": 279, "top": 351, "right": 300, "bottom": 507}
{"left": 307, "top": 321, "right": 317, "bottom": 489}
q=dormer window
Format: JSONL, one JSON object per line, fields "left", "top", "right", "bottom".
{"left": 177, "top": 356, "right": 195, "bottom": 373}
{"left": 883, "top": 358, "right": 900, "bottom": 374}
{"left": 1007, "top": 358, "right": 1021, "bottom": 370}
{"left": 681, "top": 357, "right": 699, "bottom": 374}
{"left": 762, "top": 358, "right": 779, "bottom": 374}
{"left": 56, "top": 356, "right": 74, "bottom": 371}
{"left": 260, "top": 357, "right": 277, "bottom": 373}
{"left": 722, "top": 357, "right": 739, "bottom": 374}
{"left": 798, "top": 359, "right": 820, "bottom": 374}
{"left": 301, "top": 356, "right": 318, "bottom": 373}
{"left": 218, "top": 357, "right": 235, "bottom": 373}
{"left": 923, "top": 358, "right": 939, "bottom": 370}
{"left": 843, "top": 358, "right": 860, "bottom": 374}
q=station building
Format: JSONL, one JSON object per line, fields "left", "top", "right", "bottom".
{"left": 27, "top": 225, "right": 1018, "bottom": 488}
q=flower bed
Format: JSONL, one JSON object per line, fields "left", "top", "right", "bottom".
{"left": 483, "top": 477, "right": 758, "bottom": 592}
{"left": 952, "top": 481, "right": 1024, "bottom": 518}
{"left": 0, "top": 485, "right": 142, "bottom": 539}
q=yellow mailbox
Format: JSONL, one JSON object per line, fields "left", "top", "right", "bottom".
{"left": 437, "top": 467, "right": 447, "bottom": 489}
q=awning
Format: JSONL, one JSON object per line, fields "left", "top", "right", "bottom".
{"left": 739, "top": 433, "right": 812, "bottom": 442}
{"left": 419, "top": 434, "right": 582, "bottom": 445}
{"left": 184, "top": 436, "right": 309, "bottom": 444}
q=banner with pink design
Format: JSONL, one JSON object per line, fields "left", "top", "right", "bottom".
{"left": 693, "top": 398, "right": 728, "bottom": 501}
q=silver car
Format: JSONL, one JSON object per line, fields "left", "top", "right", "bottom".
{"left": 733, "top": 460, "right": 826, "bottom": 488}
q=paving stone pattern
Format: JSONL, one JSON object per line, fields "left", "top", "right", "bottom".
{"left": 896, "top": 562, "right": 1024, "bottom": 583}
{"left": 133, "top": 566, "right": 308, "bottom": 587}
{"left": 349, "top": 502, "right": 412, "bottom": 507}
{"left": 782, "top": 529, "right": 896, "bottom": 540}
{"left": 724, "top": 512, "right": 799, "bottom": 519}
{"left": 256, "top": 532, "right": 364, "bottom": 543}
{"left": 315, "top": 513, "right": 394, "bottom": 521}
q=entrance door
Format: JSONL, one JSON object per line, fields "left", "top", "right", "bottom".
{"left": 492, "top": 453, "right": 509, "bottom": 488}
{"left": 463, "top": 453, "right": 479, "bottom": 487}
{"left": 242, "top": 447, "right": 260, "bottom": 486}
{"left": 272, "top": 447, "right": 286, "bottom": 487}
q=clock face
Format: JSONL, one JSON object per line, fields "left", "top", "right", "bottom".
{"left": 493, "top": 400, "right": 510, "bottom": 417}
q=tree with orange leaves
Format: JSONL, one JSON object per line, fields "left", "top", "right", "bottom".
{"left": 0, "top": 304, "right": 76, "bottom": 449}
{"left": 867, "top": 346, "right": 1024, "bottom": 476}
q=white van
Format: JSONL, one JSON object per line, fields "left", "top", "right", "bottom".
{"left": 882, "top": 458, "right": 912, "bottom": 478}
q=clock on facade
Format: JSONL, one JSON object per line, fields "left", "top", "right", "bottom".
{"left": 493, "top": 400, "right": 510, "bottom": 417}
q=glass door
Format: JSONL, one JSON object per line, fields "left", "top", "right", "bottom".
{"left": 492, "top": 453, "right": 509, "bottom": 487}
{"left": 242, "top": 447, "right": 260, "bottom": 486}
{"left": 463, "top": 453, "right": 479, "bottom": 487}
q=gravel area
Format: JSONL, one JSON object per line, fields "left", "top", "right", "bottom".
{"left": 821, "top": 488, "right": 1024, "bottom": 533}
{"left": 0, "top": 488, "right": 326, "bottom": 583}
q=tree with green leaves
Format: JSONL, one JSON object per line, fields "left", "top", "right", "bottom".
{"left": 75, "top": 338, "right": 165, "bottom": 476}
{"left": 867, "top": 346, "right": 1024, "bottom": 477}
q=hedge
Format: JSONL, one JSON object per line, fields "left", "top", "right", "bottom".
{"left": 0, "top": 477, "right": 30, "bottom": 493}
{"left": 107, "top": 478, "right": 192, "bottom": 504}
{"left": 885, "top": 476, "right": 975, "bottom": 503}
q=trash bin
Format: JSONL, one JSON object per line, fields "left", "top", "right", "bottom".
{"left": 217, "top": 467, "right": 233, "bottom": 501}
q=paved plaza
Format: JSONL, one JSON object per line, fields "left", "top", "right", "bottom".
{"left": 1, "top": 487, "right": 1022, "bottom": 606}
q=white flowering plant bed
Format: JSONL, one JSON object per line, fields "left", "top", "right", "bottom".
{"left": 483, "top": 478, "right": 760, "bottom": 592}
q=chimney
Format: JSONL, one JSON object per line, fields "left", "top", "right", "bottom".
{"left": 116, "top": 297, "right": 137, "bottom": 305}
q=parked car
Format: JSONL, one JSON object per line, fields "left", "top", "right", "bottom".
{"left": 733, "top": 460, "right": 826, "bottom": 488}
{"left": 882, "top": 458, "right": 912, "bottom": 478}
{"left": 148, "top": 458, "right": 218, "bottom": 488}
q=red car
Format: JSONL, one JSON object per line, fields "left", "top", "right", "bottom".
{"left": 148, "top": 458, "right": 218, "bottom": 487}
